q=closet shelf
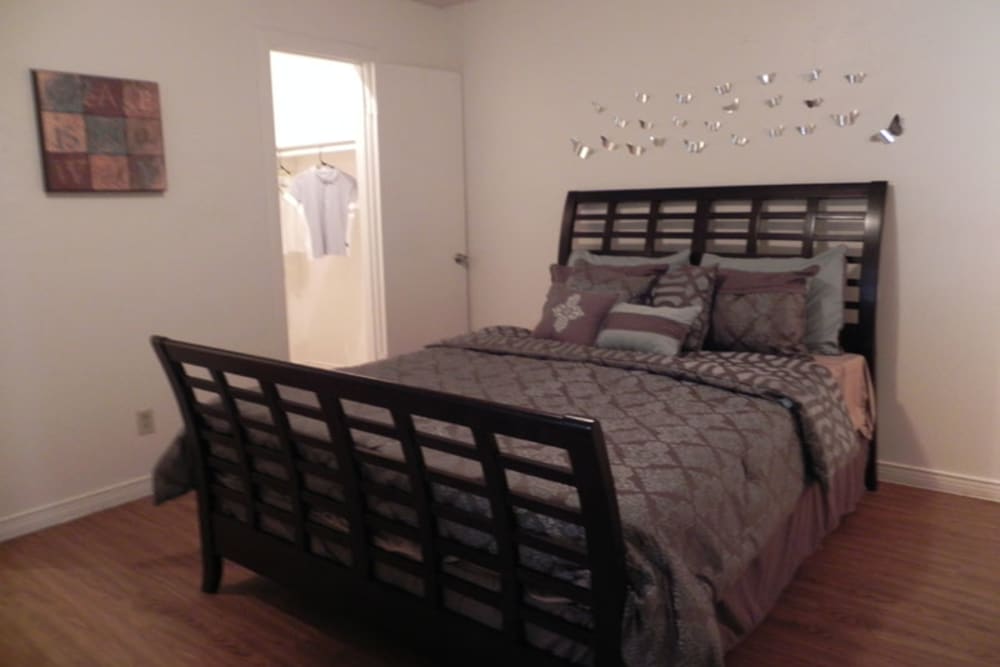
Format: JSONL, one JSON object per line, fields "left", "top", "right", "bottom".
{"left": 276, "top": 141, "right": 356, "bottom": 158}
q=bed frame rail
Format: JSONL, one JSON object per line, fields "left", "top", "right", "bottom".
{"left": 152, "top": 335, "right": 628, "bottom": 666}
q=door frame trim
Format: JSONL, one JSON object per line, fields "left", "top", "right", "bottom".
{"left": 255, "top": 29, "right": 388, "bottom": 363}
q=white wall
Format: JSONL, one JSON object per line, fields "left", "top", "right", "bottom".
{"left": 0, "top": 0, "right": 459, "bottom": 536}
{"left": 456, "top": 0, "right": 1000, "bottom": 489}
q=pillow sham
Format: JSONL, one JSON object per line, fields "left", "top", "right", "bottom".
{"left": 699, "top": 245, "right": 847, "bottom": 354}
{"left": 568, "top": 248, "right": 691, "bottom": 271}
{"left": 550, "top": 264, "right": 659, "bottom": 303}
{"left": 649, "top": 264, "right": 718, "bottom": 352}
{"left": 532, "top": 284, "right": 619, "bottom": 345}
{"left": 596, "top": 303, "right": 701, "bottom": 357}
{"left": 710, "top": 267, "right": 818, "bottom": 355}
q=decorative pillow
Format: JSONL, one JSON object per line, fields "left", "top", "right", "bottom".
{"left": 700, "top": 246, "right": 847, "bottom": 354}
{"left": 568, "top": 248, "right": 691, "bottom": 271}
{"left": 550, "top": 264, "right": 659, "bottom": 303}
{"left": 596, "top": 303, "right": 701, "bottom": 357}
{"left": 532, "top": 284, "right": 619, "bottom": 345}
{"left": 710, "top": 267, "right": 818, "bottom": 355}
{"left": 649, "top": 264, "right": 718, "bottom": 352}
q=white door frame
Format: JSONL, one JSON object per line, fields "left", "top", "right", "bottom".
{"left": 254, "top": 29, "right": 388, "bottom": 362}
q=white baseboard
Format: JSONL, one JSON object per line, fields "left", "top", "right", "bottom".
{"left": 0, "top": 475, "right": 152, "bottom": 543}
{"left": 879, "top": 462, "right": 1000, "bottom": 502}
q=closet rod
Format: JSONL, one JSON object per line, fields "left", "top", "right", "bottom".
{"left": 276, "top": 140, "right": 356, "bottom": 158}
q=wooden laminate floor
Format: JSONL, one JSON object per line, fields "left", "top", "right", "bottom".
{"left": 1, "top": 484, "right": 997, "bottom": 666}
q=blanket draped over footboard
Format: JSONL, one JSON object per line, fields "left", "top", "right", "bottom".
{"left": 154, "top": 327, "right": 858, "bottom": 666}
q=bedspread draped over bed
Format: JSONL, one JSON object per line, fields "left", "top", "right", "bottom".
{"left": 154, "top": 326, "right": 859, "bottom": 667}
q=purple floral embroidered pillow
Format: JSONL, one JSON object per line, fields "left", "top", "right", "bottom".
{"left": 649, "top": 264, "right": 717, "bottom": 352}
{"left": 710, "top": 267, "right": 819, "bottom": 355}
{"left": 532, "top": 284, "right": 619, "bottom": 345}
{"left": 550, "top": 264, "right": 660, "bottom": 304}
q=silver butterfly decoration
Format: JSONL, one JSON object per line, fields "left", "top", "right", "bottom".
{"left": 831, "top": 110, "right": 861, "bottom": 127}
{"left": 683, "top": 139, "right": 707, "bottom": 153}
{"left": 571, "top": 138, "right": 595, "bottom": 159}
{"left": 870, "top": 114, "right": 903, "bottom": 143}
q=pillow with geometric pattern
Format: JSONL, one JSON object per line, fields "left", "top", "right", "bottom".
{"left": 710, "top": 267, "right": 819, "bottom": 355}
{"left": 700, "top": 246, "right": 847, "bottom": 354}
{"left": 649, "top": 264, "right": 718, "bottom": 352}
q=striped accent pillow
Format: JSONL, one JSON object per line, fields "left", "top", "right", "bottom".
{"left": 595, "top": 303, "right": 702, "bottom": 357}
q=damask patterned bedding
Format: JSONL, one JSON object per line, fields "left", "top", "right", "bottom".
{"left": 154, "top": 326, "right": 860, "bottom": 666}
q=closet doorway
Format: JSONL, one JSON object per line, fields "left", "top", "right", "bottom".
{"left": 269, "top": 51, "right": 375, "bottom": 369}
{"left": 262, "top": 38, "right": 470, "bottom": 367}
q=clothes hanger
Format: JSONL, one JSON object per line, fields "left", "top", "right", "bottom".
{"left": 318, "top": 149, "right": 333, "bottom": 168}
{"left": 279, "top": 163, "right": 291, "bottom": 175}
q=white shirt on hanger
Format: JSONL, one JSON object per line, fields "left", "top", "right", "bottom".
{"left": 278, "top": 188, "right": 312, "bottom": 256}
{"left": 287, "top": 165, "right": 358, "bottom": 258}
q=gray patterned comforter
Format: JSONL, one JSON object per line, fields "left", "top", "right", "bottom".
{"left": 153, "top": 327, "right": 858, "bottom": 666}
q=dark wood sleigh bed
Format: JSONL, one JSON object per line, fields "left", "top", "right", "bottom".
{"left": 153, "top": 181, "right": 886, "bottom": 666}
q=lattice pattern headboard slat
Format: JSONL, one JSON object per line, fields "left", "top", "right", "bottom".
{"left": 558, "top": 181, "right": 887, "bottom": 372}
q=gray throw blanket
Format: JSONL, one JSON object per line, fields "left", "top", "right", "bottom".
{"left": 153, "top": 327, "right": 857, "bottom": 666}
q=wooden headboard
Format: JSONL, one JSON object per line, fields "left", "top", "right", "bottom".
{"left": 558, "top": 181, "right": 887, "bottom": 373}
{"left": 559, "top": 181, "right": 887, "bottom": 490}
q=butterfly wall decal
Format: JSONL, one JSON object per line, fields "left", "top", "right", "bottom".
{"left": 871, "top": 114, "right": 903, "bottom": 143}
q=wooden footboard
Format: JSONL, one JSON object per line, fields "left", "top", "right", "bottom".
{"left": 153, "top": 336, "right": 628, "bottom": 666}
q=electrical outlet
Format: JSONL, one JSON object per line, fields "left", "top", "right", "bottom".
{"left": 136, "top": 409, "right": 155, "bottom": 436}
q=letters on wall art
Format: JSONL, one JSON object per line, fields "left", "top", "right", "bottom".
{"left": 31, "top": 69, "right": 167, "bottom": 192}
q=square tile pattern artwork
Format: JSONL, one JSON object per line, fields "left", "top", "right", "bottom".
{"left": 32, "top": 69, "right": 166, "bottom": 192}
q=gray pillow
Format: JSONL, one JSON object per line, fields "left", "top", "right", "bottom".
{"left": 700, "top": 246, "right": 847, "bottom": 354}
{"left": 551, "top": 264, "right": 659, "bottom": 304}
{"left": 568, "top": 248, "right": 691, "bottom": 270}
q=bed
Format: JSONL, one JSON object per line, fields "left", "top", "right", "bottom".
{"left": 152, "top": 180, "right": 886, "bottom": 666}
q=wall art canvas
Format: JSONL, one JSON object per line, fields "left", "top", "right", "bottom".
{"left": 31, "top": 69, "right": 167, "bottom": 192}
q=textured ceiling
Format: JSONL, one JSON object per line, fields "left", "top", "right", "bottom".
{"left": 410, "top": 0, "right": 468, "bottom": 7}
